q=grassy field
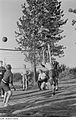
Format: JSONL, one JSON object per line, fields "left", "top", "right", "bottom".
{"left": 0, "top": 76, "right": 76, "bottom": 117}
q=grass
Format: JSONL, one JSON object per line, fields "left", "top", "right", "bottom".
{"left": 0, "top": 75, "right": 76, "bottom": 117}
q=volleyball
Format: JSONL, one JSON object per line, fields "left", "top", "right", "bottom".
{"left": 2, "top": 37, "right": 8, "bottom": 42}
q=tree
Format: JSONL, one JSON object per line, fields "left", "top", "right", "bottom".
{"left": 68, "top": 8, "right": 76, "bottom": 29}
{"left": 68, "top": 8, "right": 76, "bottom": 44}
{"left": 15, "top": 0, "right": 67, "bottom": 83}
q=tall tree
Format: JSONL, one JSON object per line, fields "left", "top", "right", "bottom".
{"left": 15, "top": 0, "right": 67, "bottom": 83}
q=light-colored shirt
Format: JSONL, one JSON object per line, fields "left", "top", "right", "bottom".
{"left": 38, "top": 72, "right": 46, "bottom": 80}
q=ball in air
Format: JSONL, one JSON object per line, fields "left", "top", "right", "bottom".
{"left": 2, "top": 37, "right": 8, "bottom": 42}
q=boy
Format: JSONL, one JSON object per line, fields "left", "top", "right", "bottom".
{"left": 1, "top": 64, "right": 15, "bottom": 107}
{"left": 0, "top": 61, "right": 6, "bottom": 97}
{"left": 38, "top": 69, "right": 48, "bottom": 90}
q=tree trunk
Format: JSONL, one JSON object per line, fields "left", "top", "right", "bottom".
{"left": 47, "top": 50, "right": 49, "bottom": 63}
{"left": 48, "top": 43, "right": 52, "bottom": 64}
{"left": 42, "top": 48, "right": 45, "bottom": 64}
{"left": 47, "top": 43, "right": 53, "bottom": 79}
{"left": 33, "top": 46, "right": 36, "bottom": 85}
{"left": 33, "top": 61, "right": 36, "bottom": 85}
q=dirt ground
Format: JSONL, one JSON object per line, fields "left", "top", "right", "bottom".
{"left": 0, "top": 77, "right": 76, "bottom": 117}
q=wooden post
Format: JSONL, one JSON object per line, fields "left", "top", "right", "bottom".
{"left": 22, "top": 73, "right": 25, "bottom": 90}
{"left": 48, "top": 43, "right": 52, "bottom": 64}
{"left": 42, "top": 47, "right": 45, "bottom": 64}
{"left": 47, "top": 50, "right": 49, "bottom": 63}
{"left": 33, "top": 57, "right": 36, "bottom": 85}
{"left": 31, "top": 32, "right": 36, "bottom": 86}
{"left": 25, "top": 73, "right": 28, "bottom": 90}
{"left": 33, "top": 46, "right": 36, "bottom": 85}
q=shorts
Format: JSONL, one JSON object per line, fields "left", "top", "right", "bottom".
{"left": 41, "top": 82, "right": 46, "bottom": 90}
{"left": 1, "top": 81, "right": 10, "bottom": 92}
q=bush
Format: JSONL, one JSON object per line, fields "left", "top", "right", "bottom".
{"left": 13, "top": 73, "right": 22, "bottom": 82}
{"left": 69, "top": 67, "right": 76, "bottom": 75}
{"left": 59, "top": 68, "right": 70, "bottom": 79}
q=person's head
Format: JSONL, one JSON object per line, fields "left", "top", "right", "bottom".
{"left": 0, "top": 61, "right": 3, "bottom": 67}
{"left": 6, "top": 64, "right": 12, "bottom": 71}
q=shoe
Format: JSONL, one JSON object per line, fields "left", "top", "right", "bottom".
{"left": 23, "top": 89, "right": 25, "bottom": 91}
{"left": 53, "top": 92, "right": 55, "bottom": 95}
{"left": 52, "top": 92, "right": 55, "bottom": 96}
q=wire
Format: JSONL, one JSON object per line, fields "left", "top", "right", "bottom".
{"left": 0, "top": 48, "right": 30, "bottom": 52}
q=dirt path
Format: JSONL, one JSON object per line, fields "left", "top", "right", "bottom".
{"left": 0, "top": 77, "right": 76, "bottom": 117}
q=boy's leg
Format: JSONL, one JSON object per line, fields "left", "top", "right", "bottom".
{"left": 41, "top": 82, "right": 45, "bottom": 90}
{"left": 51, "top": 80, "right": 56, "bottom": 96}
{"left": 56, "top": 78, "right": 58, "bottom": 91}
{"left": 3, "top": 91, "right": 7, "bottom": 103}
{"left": 25, "top": 79, "right": 28, "bottom": 90}
{"left": 4, "top": 90, "right": 12, "bottom": 106}
{"left": 1, "top": 88, "right": 5, "bottom": 97}
{"left": 23, "top": 81, "right": 25, "bottom": 90}
{"left": 51, "top": 85, "right": 55, "bottom": 96}
{"left": 46, "top": 82, "right": 51, "bottom": 90}
{"left": 38, "top": 81, "right": 41, "bottom": 90}
{"left": 22, "top": 75, "right": 25, "bottom": 90}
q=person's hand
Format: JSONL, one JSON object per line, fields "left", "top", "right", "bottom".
{"left": 11, "top": 84, "right": 16, "bottom": 91}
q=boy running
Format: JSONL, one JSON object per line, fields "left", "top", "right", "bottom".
{"left": 0, "top": 61, "right": 6, "bottom": 97}
{"left": 1, "top": 64, "right": 16, "bottom": 107}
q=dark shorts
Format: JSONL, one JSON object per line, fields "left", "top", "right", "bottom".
{"left": 39, "top": 78, "right": 48, "bottom": 83}
{"left": 1, "top": 81, "right": 10, "bottom": 92}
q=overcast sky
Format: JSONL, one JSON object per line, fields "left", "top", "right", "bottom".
{"left": 0, "top": 0, "right": 76, "bottom": 72}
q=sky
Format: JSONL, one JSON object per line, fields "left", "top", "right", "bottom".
{"left": 0, "top": 0, "right": 76, "bottom": 72}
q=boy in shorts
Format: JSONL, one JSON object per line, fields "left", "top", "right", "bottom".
{"left": 38, "top": 69, "right": 48, "bottom": 90}
{"left": 1, "top": 64, "right": 16, "bottom": 107}
{"left": 0, "top": 61, "right": 6, "bottom": 97}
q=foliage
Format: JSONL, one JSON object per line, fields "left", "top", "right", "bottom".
{"left": 13, "top": 73, "right": 22, "bottom": 82}
{"left": 69, "top": 67, "right": 76, "bottom": 75}
{"left": 15, "top": 0, "right": 67, "bottom": 64}
{"left": 68, "top": 8, "right": 76, "bottom": 29}
{"left": 59, "top": 66, "right": 76, "bottom": 80}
